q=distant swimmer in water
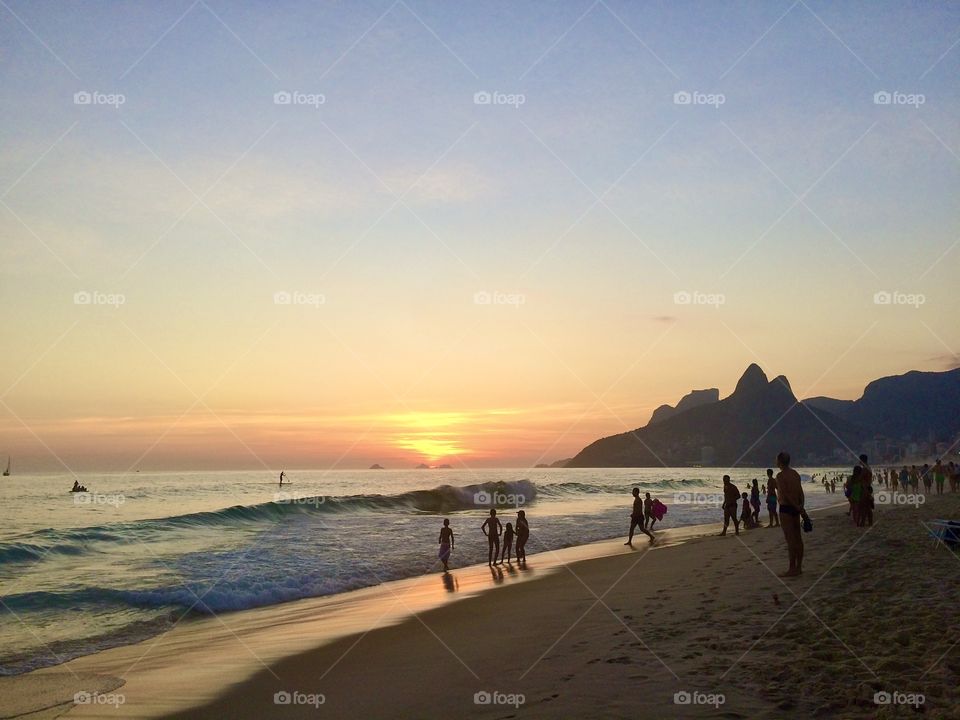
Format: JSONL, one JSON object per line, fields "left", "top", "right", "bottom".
{"left": 279, "top": 471, "right": 285, "bottom": 487}
{"left": 438, "top": 518, "right": 455, "bottom": 571}
{"left": 481, "top": 509, "right": 503, "bottom": 565}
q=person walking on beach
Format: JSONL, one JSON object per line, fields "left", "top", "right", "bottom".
{"left": 776, "top": 451, "right": 807, "bottom": 577}
{"left": 750, "top": 479, "right": 761, "bottom": 525}
{"left": 720, "top": 475, "right": 740, "bottom": 536}
{"left": 515, "top": 510, "right": 529, "bottom": 563}
{"left": 740, "top": 492, "right": 755, "bottom": 529}
{"left": 625, "top": 487, "right": 654, "bottom": 545}
{"left": 438, "top": 518, "right": 455, "bottom": 571}
{"left": 644, "top": 492, "right": 656, "bottom": 530}
{"left": 848, "top": 466, "right": 863, "bottom": 525}
{"left": 481, "top": 509, "right": 503, "bottom": 565}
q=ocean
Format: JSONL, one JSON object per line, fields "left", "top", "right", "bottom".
{"left": 0, "top": 467, "right": 844, "bottom": 675}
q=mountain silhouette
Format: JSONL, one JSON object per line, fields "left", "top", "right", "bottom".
{"left": 649, "top": 388, "right": 719, "bottom": 425}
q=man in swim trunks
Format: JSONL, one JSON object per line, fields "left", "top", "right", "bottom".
{"left": 776, "top": 451, "right": 806, "bottom": 577}
{"left": 481, "top": 509, "right": 502, "bottom": 565}
{"left": 720, "top": 475, "right": 740, "bottom": 536}
{"left": 438, "top": 518, "right": 455, "bottom": 571}
{"left": 933, "top": 459, "right": 945, "bottom": 495}
{"left": 625, "top": 487, "right": 654, "bottom": 545}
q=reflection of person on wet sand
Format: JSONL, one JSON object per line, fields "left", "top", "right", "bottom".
{"left": 515, "top": 510, "right": 529, "bottom": 563}
{"left": 625, "top": 488, "right": 654, "bottom": 545}
{"left": 481, "top": 509, "right": 503, "bottom": 565}
{"left": 500, "top": 522, "right": 514, "bottom": 564}
{"left": 437, "top": 518, "right": 454, "bottom": 571}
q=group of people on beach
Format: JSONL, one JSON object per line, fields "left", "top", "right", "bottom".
{"left": 436, "top": 508, "right": 530, "bottom": 571}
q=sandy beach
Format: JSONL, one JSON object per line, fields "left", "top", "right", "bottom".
{"left": 4, "top": 492, "right": 958, "bottom": 719}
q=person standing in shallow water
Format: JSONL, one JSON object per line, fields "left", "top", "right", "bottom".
{"left": 437, "top": 519, "right": 454, "bottom": 571}
{"left": 515, "top": 510, "right": 529, "bottom": 563}
{"left": 720, "top": 475, "right": 740, "bottom": 536}
{"left": 481, "top": 509, "right": 503, "bottom": 565}
{"left": 776, "top": 451, "right": 806, "bottom": 577}
{"left": 625, "top": 487, "right": 654, "bottom": 545}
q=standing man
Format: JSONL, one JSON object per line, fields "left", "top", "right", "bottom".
{"left": 481, "top": 509, "right": 503, "bottom": 565}
{"left": 625, "top": 487, "right": 654, "bottom": 545}
{"left": 720, "top": 475, "right": 740, "bottom": 536}
{"left": 279, "top": 470, "right": 285, "bottom": 487}
{"left": 776, "top": 451, "right": 806, "bottom": 577}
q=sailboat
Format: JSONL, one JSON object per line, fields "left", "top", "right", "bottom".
{"left": 3, "top": 456, "right": 9, "bottom": 476}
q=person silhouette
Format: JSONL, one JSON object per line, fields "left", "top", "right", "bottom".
{"left": 279, "top": 471, "right": 285, "bottom": 487}
{"left": 515, "top": 510, "right": 529, "bottom": 563}
{"left": 438, "top": 518, "right": 455, "bottom": 571}
{"left": 500, "top": 522, "right": 515, "bottom": 564}
{"left": 481, "top": 509, "right": 503, "bottom": 565}
{"left": 625, "top": 487, "right": 654, "bottom": 545}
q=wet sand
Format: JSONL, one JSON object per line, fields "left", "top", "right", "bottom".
{"left": 5, "top": 495, "right": 960, "bottom": 719}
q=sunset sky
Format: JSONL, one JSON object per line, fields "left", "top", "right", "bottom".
{"left": 1, "top": 1, "right": 958, "bottom": 471}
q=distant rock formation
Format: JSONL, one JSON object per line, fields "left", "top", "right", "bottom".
{"left": 415, "top": 463, "right": 430, "bottom": 469}
{"left": 534, "top": 463, "right": 549, "bottom": 468}
{"left": 369, "top": 464, "right": 384, "bottom": 470}
{"left": 649, "top": 388, "right": 720, "bottom": 425}
{"left": 550, "top": 457, "right": 572, "bottom": 468}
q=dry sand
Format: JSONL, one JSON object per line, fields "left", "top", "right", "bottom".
{"left": 5, "top": 494, "right": 960, "bottom": 719}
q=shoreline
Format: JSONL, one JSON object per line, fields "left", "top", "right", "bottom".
{"left": 1, "top": 503, "right": 858, "bottom": 719}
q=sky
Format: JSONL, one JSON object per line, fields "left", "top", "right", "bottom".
{"left": 1, "top": 0, "right": 958, "bottom": 471}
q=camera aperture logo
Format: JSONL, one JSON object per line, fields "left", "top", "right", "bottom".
{"left": 674, "top": 690, "right": 725, "bottom": 708}
{"left": 74, "top": 91, "right": 125, "bottom": 108}
{"left": 674, "top": 290, "right": 725, "bottom": 308}
{"left": 473, "top": 91, "right": 525, "bottom": 108}
{"left": 873, "top": 290, "right": 925, "bottom": 308}
{"left": 673, "top": 90, "right": 725, "bottom": 108}
{"left": 274, "top": 491, "right": 326, "bottom": 507}
{"left": 473, "top": 490, "right": 526, "bottom": 508}
{"left": 74, "top": 290, "right": 125, "bottom": 308}
{"left": 273, "top": 690, "right": 325, "bottom": 707}
{"left": 674, "top": 492, "right": 723, "bottom": 508}
{"left": 874, "top": 691, "right": 924, "bottom": 708}
{"left": 474, "top": 690, "right": 525, "bottom": 708}
{"left": 273, "top": 290, "right": 325, "bottom": 308}
{"left": 873, "top": 90, "right": 924, "bottom": 108}
{"left": 74, "top": 492, "right": 125, "bottom": 507}
{"left": 273, "top": 90, "right": 326, "bottom": 108}
{"left": 875, "top": 491, "right": 924, "bottom": 508}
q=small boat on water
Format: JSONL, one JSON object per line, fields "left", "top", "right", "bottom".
{"left": 2, "top": 456, "right": 9, "bottom": 476}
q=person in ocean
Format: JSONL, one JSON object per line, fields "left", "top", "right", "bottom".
{"left": 750, "top": 479, "right": 761, "bottom": 525}
{"left": 515, "top": 510, "right": 529, "bottom": 563}
{"left": 481, "top": 508, "right": 503, "bottom": 565}
{"left": 279, "top": 470, "right": 285, "bottom": 487}
{"left": 625, "top": 487, "right": 654, "bottom": 545}
{"left": 500, "top": 522, "right": 515, "bottom": 564}
{"left": 438, "top": 518, "right": 454, "bottom": 571}
{"left": 766, "top": 479, "right": 779, "bottom": 527}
